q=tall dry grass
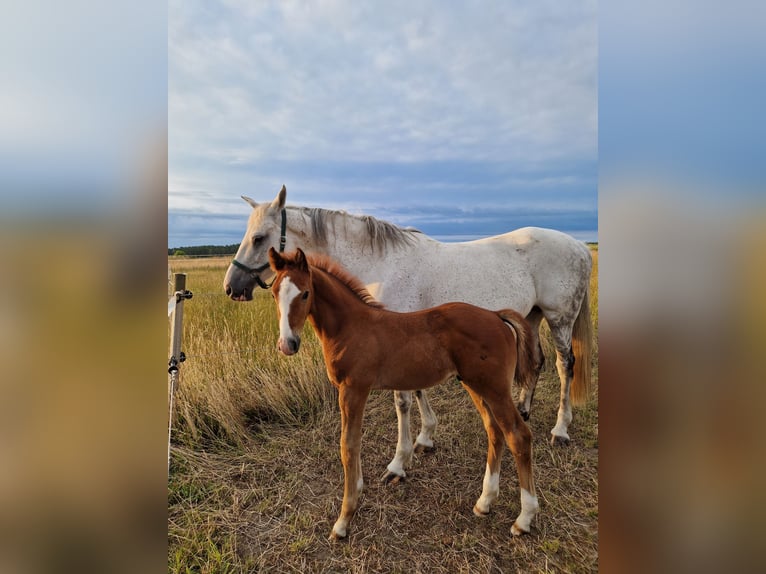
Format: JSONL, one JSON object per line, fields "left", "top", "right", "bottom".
{"left": 169, "top": 247, "right": 597, "bottom": 448}
{"left": 168, "top": 247, "right": 599, "bottom": 573}
{"left": 169, "top": 257, "right": 335, "bottom": 448}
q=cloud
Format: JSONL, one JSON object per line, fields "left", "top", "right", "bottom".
{"left": 169, "top": 0, "right": 597, "bottom": 245}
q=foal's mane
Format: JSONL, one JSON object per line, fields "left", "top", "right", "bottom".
{"left": 289, "top": 206, "right": 420, "bottom": 253}
{"left": 307, "top": 254, "right": 385, "bottom": 309}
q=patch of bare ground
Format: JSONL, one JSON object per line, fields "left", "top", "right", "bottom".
{"left": 169, "top": 369, "right": 598, "bottom": 573}
{"left": 168, "top": 246, "right": 598, "bottom": 572}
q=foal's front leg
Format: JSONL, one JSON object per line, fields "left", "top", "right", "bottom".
{"left": 382, "top": 390, "right": 438, "bottom": 483}
{"left": 331, "top": 385, "right": 369, "bottom": 540}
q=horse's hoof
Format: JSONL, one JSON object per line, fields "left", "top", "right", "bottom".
{"left": 511, "top": 522, "right": 530, "bottom": 536}
{"left": 516, "top": 403, "right": 530, "bottom": 421}
{"left": 473, "top": 505, "right": 490, "bottom": 518}
{"left": 413, "top": 443, "right": 436, "bottom": 455}
{"left": 381, "top": 471, "right": 406, "bottom": 485}
{"left": 550, "top": 434, "right": 570, "bottom": 447}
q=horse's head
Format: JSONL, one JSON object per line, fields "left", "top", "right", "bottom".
{"left": 268, "top": 247, "right": 313, "bottom": 356}
{"left": 223, "top": 185, "right": 287, "bottom": 300}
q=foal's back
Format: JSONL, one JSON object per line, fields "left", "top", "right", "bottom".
{"left": 342, "top": 302, "right": 520, "bottom": 392}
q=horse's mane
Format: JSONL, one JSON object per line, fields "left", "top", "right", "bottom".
{"left": 289, "top": 206, "right": 420, "bottom": 253}
{"left": 307, "top": 254, "right": 385, "bottom": 309}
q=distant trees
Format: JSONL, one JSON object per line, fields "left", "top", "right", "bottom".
{"left": 168, "top": 244, "right": 241, "bottom": 256}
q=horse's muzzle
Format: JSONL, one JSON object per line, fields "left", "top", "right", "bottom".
{"left": 225, "top": 284, "right": 252, "bottom": 301}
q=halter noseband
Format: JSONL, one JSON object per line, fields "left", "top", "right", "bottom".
{"left": 231, "top": 208, "right": 287, "bottom": 290}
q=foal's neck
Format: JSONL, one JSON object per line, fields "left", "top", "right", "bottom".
{"left": 308, "top": 267, "right": 377, "bottom": 342}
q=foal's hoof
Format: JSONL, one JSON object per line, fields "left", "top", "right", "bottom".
{"left": 550, "top": 434, "right": 570, "bottom": 447}
{"left": 381, "top": 471, "right": 406, "bottom": 485}
{"left": 473, "top": 505, "right": 490, "bottom": 518}
{"left": 511, "top": 522, "right": 531, "bottom": 536}
{"left": 413, "top": 443, "right": 436, "bottom": 455}
{"left": 328, "top": 530, "right": 347, "bottom": 542}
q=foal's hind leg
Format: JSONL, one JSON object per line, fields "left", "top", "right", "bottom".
{"left": 462, "top": 384, "right": 505, "bottom": 517}
{"left": 517, "top": 307, "right": 546, "bottom": 421}
{"left": 478, "top": 388, "right": 539, "bottom": 535}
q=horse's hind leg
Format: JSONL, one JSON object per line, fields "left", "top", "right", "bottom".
{"left": 381, "top": 390, "right": 414, "bottom": 483}
{"left": 518, "top": 307, "right": 546, "bottom": 421}
{"left": 546, "top": 317, "right": 576, "bottom": 446}
{"left": 462, "top": 384, "right": 505, "bottom": 517}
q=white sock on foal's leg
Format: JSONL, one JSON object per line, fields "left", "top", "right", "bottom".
{"left": 511, "top": 488, "right": 539, "bottom": 535}
{"left": 473, "top": 463, "right": 500, "bottom": 516}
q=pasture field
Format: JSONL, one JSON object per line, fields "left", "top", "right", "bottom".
{"left": 168, "top": 246, "right": 598, "bottom": 573}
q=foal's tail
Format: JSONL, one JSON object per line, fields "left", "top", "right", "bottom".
{"left": 497, "top": 310, "right": 536, "bottom": 393}
{"left": 570, "top": 283, "right": 593, "bottom": 406}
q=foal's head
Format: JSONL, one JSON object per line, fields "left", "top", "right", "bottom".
{"left": 268, "top": 247, "right": 313, "bottom": 355}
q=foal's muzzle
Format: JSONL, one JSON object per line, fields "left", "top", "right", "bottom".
{"left": 278, "top": 335, "right": 301, "bottom": 356}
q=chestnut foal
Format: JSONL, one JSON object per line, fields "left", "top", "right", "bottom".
{"left": 268, "top": 248, "right": 539, "bottom": 540}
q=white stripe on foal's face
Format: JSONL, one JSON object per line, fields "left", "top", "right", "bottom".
{"left": 277, "top": 276, "right": 302, "bottom": 355}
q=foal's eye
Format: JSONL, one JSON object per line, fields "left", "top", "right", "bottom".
{"left": 302, "top": 291, "right": 310, "bottom": 300}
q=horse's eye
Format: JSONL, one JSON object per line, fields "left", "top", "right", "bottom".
{"left": 302, "top": 291, "right": 310, "bottom": 300}
{"left": 252, "top": 234, "right": 266, "bottom": 246}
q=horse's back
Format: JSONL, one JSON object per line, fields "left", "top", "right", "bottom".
{"left": 390, "top": 227, "right": 590, "bottom": 315}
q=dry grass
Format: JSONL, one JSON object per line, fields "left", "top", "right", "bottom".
{"left": 168, "top": 247, "right": 598, "bottom": 573}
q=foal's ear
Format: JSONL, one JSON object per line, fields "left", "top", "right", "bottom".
{"left": 295, "top": 247, "right": 309, "bottom": 271}
{"left": 268, "top": 247, "right": 286, "bottom": 271}
{"left": 269, "top": 184, "right": 286, "bottom": 211}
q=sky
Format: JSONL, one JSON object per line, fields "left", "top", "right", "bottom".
{"left": 168, "top": 0, "right": 597, "bottom": 247}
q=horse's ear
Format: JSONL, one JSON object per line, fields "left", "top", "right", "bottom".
{"left": 269, "top": 247, "right": 286, "bottom": 271}
{"left": 295, "top": 247, "right": 309, "bottom": 271}
{"left": 241, "top": 195, "right": 258, "bottom": 209}
{"left": 269, "top": 185, "right": 286, "bottom": 211}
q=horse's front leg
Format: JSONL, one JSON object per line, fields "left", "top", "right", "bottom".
{"left": 413, "top": 389, "right": 438, "bottom": 454}
{"left": 331, "top": 385, "right": 369, "bottom": 540}
{"left": 381, "top": 390, "right": 414, "bottom": 483}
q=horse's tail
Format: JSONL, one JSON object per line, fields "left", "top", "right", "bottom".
{"left": 498, "top": 309, "right": 536, "bottom": 393}
{"left": 570, "top": 281, "right": 593, "bottom": 406}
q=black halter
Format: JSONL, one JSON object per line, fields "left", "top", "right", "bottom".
{"left": 231, "top": 208, "right": 287, "bottom": 290}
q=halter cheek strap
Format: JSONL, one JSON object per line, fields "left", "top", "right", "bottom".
{"left": 231, "top": 208, "right": 287, "bottom": 290}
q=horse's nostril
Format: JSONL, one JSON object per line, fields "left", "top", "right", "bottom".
{"left": 225, "top": 285, "right": 232, "bottom": 296}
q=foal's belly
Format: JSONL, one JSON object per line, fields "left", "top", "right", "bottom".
{"left": 374, "top": 370, "right": 459, "bottom": 391}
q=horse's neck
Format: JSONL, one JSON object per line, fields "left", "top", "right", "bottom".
{"left": 288, "top": 207, "right": 387, "bottom": 262}
{"left": 308, "top": 268, "right": 374, "bottom": 343}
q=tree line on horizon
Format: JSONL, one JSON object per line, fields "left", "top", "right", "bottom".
{"left": 168, "top": 244, "right": 240, "bottom": 256}
{"left": 169, "top": 240, "right": 598, "bottom": 257}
